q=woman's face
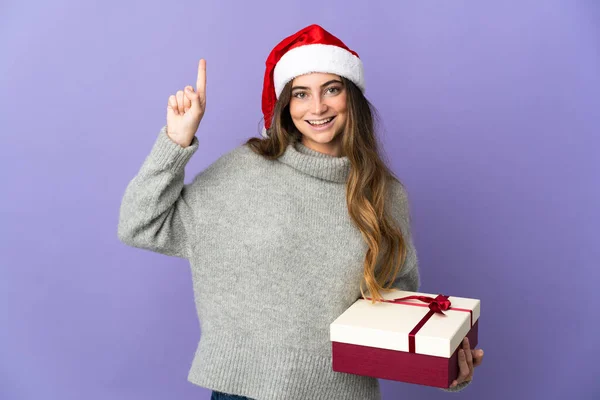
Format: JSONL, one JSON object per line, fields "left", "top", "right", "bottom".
{"left": 289, "top": 72, "right": 347, "bottom": 157}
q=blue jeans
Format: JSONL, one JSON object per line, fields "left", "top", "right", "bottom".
{"left": 210, "top": 390, "right": 255, "bottom": 400}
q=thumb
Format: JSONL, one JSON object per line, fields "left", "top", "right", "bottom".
{"left": 184, "top": 87, "right": 200, "bottom": 111}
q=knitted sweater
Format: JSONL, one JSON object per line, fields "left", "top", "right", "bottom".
{"left": 117, "top": 126, "right": 470, "bottom": 399}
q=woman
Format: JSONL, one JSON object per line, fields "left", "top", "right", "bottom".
{"left": 118, "top": 24, "right": 483, "bottom": 400}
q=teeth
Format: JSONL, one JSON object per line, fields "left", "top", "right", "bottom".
{"left": 308, "top": 117, "right": 333, "bottom": 125}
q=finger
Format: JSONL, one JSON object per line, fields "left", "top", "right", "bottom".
{"left": 185, "top": 86, "right": 201, "bottom": 112}
{"left": 463, "top": 338, "right": 474, "bottom": 371}
{"left": 463, "top": 337, "right": 471, "bottom": 352}
{"left": 183, "top": 86, "right": 192, "bottom": 112}
{"left": 176, "top": 90, "right": 184, "bottom": 114}
{"left": 185, "top": 86, "right": 197, "bottom": 106}
{"left": 168, "top": 95, "right": 179, "bottom": 115}
{"left": 457, "top": 349, "right": 470, "bottom": 383}
{"left": 196, "top": 59, "right": 206, "bottom": 101}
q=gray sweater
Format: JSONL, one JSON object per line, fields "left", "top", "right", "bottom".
{"left": 118, "top": 126, "right": 469, "bottom": 399}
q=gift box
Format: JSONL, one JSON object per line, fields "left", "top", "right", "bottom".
{"left": 330, "top": 289, "right": 480, "bottom": 388}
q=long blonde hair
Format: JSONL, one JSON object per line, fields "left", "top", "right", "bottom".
{"left": 244, "top": 77, "right": 409, "bottom": 304}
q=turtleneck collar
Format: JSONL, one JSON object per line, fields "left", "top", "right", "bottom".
{"left": 276, "top": 140, "right": 350, "bottom": 183}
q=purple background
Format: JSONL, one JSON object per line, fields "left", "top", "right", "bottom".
{"left": 1, "top": 1, "right": 598, "bottom": 399}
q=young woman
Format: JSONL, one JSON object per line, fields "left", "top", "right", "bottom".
{"left": 118, "top": 24, "right": 483, "bottom": 400}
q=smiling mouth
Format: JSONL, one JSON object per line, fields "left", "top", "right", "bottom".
{"left": 305, "top": 116, "right": 336, "bottom": 126}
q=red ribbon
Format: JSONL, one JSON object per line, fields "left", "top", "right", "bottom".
{"left": 362, "top": 294, "right": 473, "bottom": 353}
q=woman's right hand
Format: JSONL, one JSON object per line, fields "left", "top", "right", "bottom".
{"left": 166, "top": 59, "right": 207, "bottom": 148}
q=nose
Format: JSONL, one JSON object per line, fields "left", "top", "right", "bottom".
{"left": 312, "top": 95, "right": 327, "bottom": 115}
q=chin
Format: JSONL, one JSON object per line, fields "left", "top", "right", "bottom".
{"left": 298, "top": 124, "right": 344, "bottom": 144}
{"left": 306, "top": 132, "right": 335, "bottom": 142}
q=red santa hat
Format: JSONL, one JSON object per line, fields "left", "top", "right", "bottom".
{"left": 261, "top": 24, "right": 366, "bottom": 138}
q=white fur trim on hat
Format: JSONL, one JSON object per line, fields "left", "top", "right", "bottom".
{"left": 273, "top": 44, "right": 365, "bottom": 99}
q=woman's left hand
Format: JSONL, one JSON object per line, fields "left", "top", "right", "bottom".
{"left": 449, "top": 337, "right": 484, "bottom": 388}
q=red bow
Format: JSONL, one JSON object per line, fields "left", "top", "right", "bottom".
{"left": 388, "top": 294, "right": 452, "bottom": 314}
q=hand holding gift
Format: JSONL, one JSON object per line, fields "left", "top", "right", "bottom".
{"left": 449, "top": 336, "right": 484, "bottom": 389}
{"left": 330, "top": 289, "right": 483, "bottom": 390}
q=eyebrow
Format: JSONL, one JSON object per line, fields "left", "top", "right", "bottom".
{"left": 291, "top": 79, "right": 342, "bottom": 91}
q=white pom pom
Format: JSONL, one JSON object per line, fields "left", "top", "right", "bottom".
{"left": 261, "top": 126, "right": 269, "bottom": 138}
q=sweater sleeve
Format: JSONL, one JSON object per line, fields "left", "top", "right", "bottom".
{"left": 117, "top": 126, "right": 200, "bottom": 260}
{"left": 440, "top": 380, "right": 471, "bottom": 392}
{"left": 389, "top": 180, "right": 421, "bottom": 292}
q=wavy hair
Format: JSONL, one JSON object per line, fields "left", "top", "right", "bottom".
{"left": 244, "top": 76, "right": 409, "bottom": 304}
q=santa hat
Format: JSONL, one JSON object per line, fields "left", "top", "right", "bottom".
{"left": 261, "top": 24, "right": 366, "bottom": 138}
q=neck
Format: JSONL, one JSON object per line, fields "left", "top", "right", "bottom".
{"left": 300, "top": 134, "right": 344, "bottom": 157}
{"left": 276, "top": 140, "right": 351, "bottom": 183}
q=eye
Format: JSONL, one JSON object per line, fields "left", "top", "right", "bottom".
{"left": 327, "top": 87, "right": 340, "bottom": 94}
{"left": 293, "top": 92, "right": 306, "bottom": 99}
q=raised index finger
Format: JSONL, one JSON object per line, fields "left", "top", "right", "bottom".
{"left": 196, "top": 59, "right": 206, "bottom": 97}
